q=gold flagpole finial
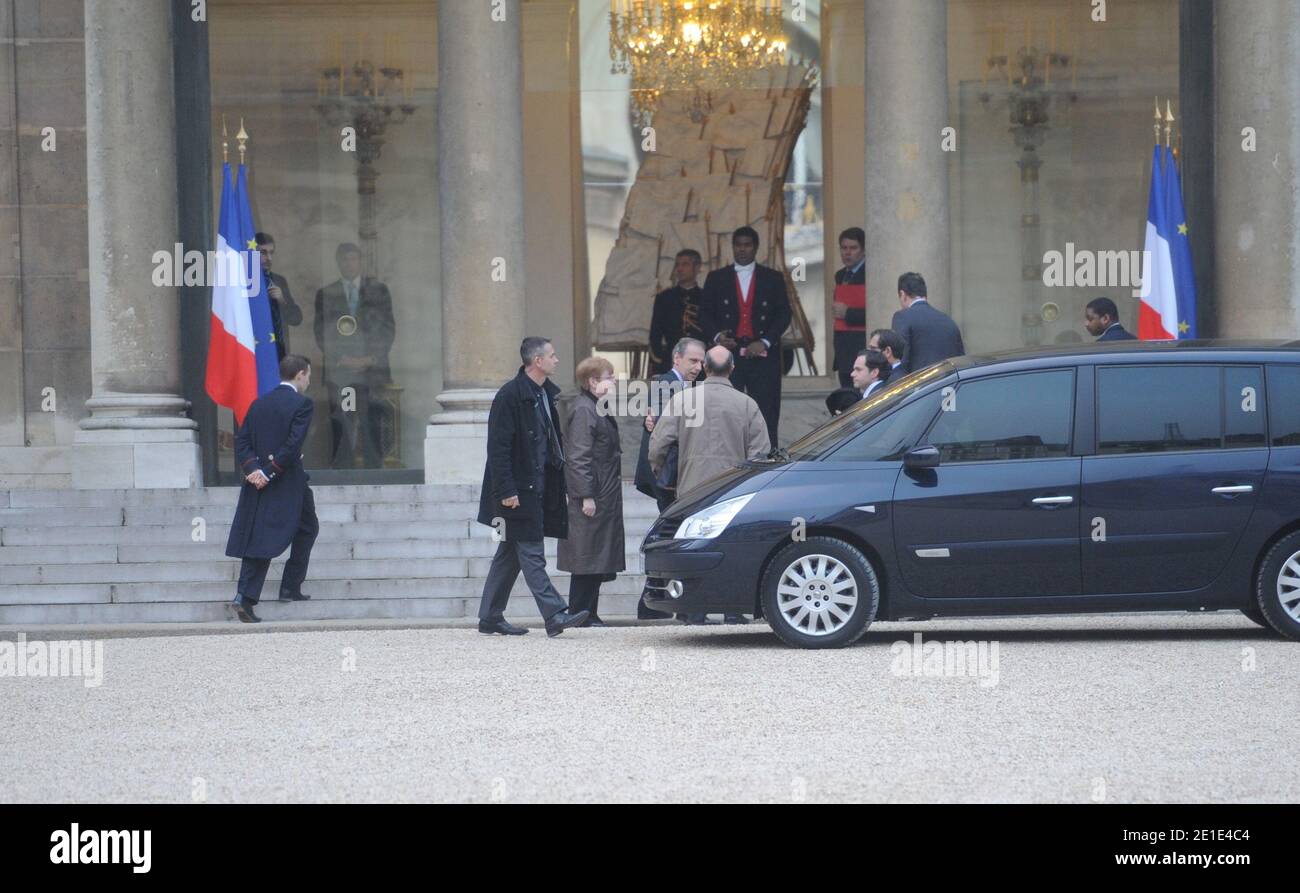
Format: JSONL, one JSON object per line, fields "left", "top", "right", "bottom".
{"left": 222, "top": 114, "right": 229, "bottom": 164}
{"left": 1153, "top": 97, "right": 1162, "bottom": 145}
{"left": 1164, "top": 100, "right": 1175, "bottom": 148}
{"left": 236, "top": 118, "right": 249, "bottom": 166}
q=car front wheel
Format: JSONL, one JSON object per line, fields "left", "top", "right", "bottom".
{"left": 761, "top": 536, "right": 879, "bottom": 649}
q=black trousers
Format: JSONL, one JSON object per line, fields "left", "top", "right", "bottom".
{"left": 567, "top": 574, "right": 605, "bottom": 618}
{"left": 478, "top": 538, "right": 568, "bottom": 622}
{"left": 833, "top": 331, "right": 866, "bottom": 388}
{"left": 236, "top": 489, "right": 318, "bottom": 605}
{"left": 730, "top": 354, "right": 781, "bottom": 445}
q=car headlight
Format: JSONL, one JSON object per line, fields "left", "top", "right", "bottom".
{"left": 674, "top": 493, "right": 755, "bottom": 540}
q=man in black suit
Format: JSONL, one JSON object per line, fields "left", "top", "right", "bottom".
{"left": 648, "top": 250, "right": 707, "bottom": 376}
{"left": 1085, "top": 297, "right": 1137, "bottom": 342}
{"left": 634, "top": 337, "right": 705, "bottom": 621}
{"left": 890, "top": 272, "right": 964, "bottom": 375}
{"left": 475, "top": 337, "right": 588, "bottom": 637}
{"left": 699, "top": 226, "right": 792, "bottom": 445}
{"left": 256, "top": 232, "right": 303, "bottom": 360}
{"left": 868, "top": 328, "right": 905, "bottom": 374}
{"left": 314, "top": 242, "right": 396, "bottom": 469}
{"left": 831, "top": 227, "right": 868, "bottom": 388}
{"left": 225, "top": 355, "right": 319, "bottom": 623}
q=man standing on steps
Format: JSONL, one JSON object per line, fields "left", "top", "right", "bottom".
{"left": 225, "top": 355, "right": 319, "bottom": 623}
{"left": 475, "top": 337, "right": 589, "bottom": 637}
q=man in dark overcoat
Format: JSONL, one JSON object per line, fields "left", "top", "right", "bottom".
{"left": 475, "top": 337, "right": 588, "bottom": 637}
{"left": 225, "top": 355, "right": 319, "bottom": 623}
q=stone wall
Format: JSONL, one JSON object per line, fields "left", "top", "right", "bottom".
{"left": 0, "top": 0, "right": 89, "bottom": 488}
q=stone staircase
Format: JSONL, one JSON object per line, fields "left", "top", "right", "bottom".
{"left": 0, "top": 484, "right": 662, "bottom": 624}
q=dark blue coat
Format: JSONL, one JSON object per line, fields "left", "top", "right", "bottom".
{"left": 1097, "top": 323, "right": 1137, "bottom": 341}
{"left": 475, "top": 368, "right": 569, "bottom": 543}
{"left": 635, "top": 370, "right": 689, "bottom": 498}
{"left": 225, "top": 385, "right": 314, "bottom": 559}
{"left": 891, "top": 299, "right": 965, "bottom": 374}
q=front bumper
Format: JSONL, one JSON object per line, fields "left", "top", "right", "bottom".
{"left": 641, "top": 537, "right": 770, "bottom": 614}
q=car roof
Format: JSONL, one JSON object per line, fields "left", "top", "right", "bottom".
{"left": 948, "top": 339, "right": 1300, "bottom": 376}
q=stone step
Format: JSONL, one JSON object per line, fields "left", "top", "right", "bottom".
{"left": 0, "top": 593, "right": 647, "bottom": 625}
{"left": 1, "top": 520, "right": 479, "bottom": 546}
{"left": 0, "top": 573, "right": 650, "bottom": 607}
{"left": 0, "top": 558, "right": 475, "bottom": 587}
{"left": 0, "top": 507, "right": 124, "bottom": 528}
{"left": 0, "top": 545, "right": 121, "bottom": 565}
{"left": 1, "top": 482, "right": 656, "bottom": 508}
{"left": 101, "top": 537, "right": 647, "bottom": 562}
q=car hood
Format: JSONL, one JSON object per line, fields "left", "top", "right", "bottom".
{"left": 661, "top": 459, "right": 792, "bottom": 520}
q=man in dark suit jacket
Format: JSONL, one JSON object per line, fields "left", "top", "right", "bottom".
{"left": 634, "top": 337, "right": 705, "bottom": 620}
{"left": 831, "top": 227, "right": 867, "bottom": 388}
{"left": 648, "top": 250, "right": 707, "bottom": 376}
{"left": 698, "top": 226, "right": 792, "bottom": 445}
{"left": 890, "top": 272, "right": 964, "bottom": 375}
{"left": 314, "top": 242, "right": 396, "bottom": 469}
{"left": 1085, "top": 296, "right": 1138, "bottom": 342}
{"left": 225, "top": 355, "right": 319, "bottom": 623}
{"left": 475, "top": 337, "right": 588, "bottom": 637}
{"left": 256, "top": 232, "right": 303, "bottom": 360}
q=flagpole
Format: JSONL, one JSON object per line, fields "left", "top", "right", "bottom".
{"left": 237, "top": 118, "right": 249, "bottom": 166}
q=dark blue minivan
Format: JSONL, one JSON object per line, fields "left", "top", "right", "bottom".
{"left": 641, "top": 341, "right": 1300, "bottom": 648}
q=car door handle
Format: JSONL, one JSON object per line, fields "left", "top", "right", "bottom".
{"left": 1032, "top": 496, "right": 1073, "bottom": 506}
{"left": 1211, "top": 485, "right": 1253, "bottom": 495}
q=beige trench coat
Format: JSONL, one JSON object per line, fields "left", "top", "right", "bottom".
{"left": 648, "top": 376, "right": 771, "bottom": 499}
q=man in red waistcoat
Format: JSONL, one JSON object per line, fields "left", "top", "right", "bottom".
{"left": 831, "top": 227, "right": 867, "bottom": 388}
{"left": 698, "top": 226, "right": 792, "bottom": 445}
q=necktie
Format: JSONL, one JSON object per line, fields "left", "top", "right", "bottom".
{"left": 347, "top": 282, "right": 359, "bottom": 317}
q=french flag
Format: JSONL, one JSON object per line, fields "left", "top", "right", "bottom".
{"left": 204, "top": 163, "right": 276, "bottom": 426}
{"left": 1138, "top": 146, "right": 1190, "bottom": 340}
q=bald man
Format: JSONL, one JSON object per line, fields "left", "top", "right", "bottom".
{"left": 649, "top": 345, "right": 771, "bottom": 498}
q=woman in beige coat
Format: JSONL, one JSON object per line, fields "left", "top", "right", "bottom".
{"left": 557, "top": 356, "right": 624, "bottom": 626}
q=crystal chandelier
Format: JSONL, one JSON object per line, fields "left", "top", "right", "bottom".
{"left": 610, "top": 0, "right": 790, "bottom": 124}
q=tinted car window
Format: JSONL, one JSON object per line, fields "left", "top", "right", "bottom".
{"left": 1224, "top": 366, "right": 1266, "bottom": 448}
{"left": 1267, "top": 364, "right": 1300, "bottom": 446}
{"left": 923, "top": 370, "right": 1075, "bottom": 463}
{"left": 785, "top": 363, "right": 955, "bottom": 459}
{"left": 825, "top": 391, "right": 942, "bottom": 462}
{"left": 1097, "top": 365, "right": 1220, "bottom": 453}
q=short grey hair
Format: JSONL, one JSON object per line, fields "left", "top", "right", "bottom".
{"left": 673, "top": 337, "right": 706, "bottom": 357}
{"left": 520, "top": 336, "right": 552, "bottom": 366}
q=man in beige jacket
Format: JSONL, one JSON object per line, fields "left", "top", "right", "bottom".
{"left": 649, "top": 346, "right": 771, "bottom": 625}
{"left": 650, "top": 345, "right": 772, "bottom": 502}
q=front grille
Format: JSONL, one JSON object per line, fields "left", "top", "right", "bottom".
{"left": 651, "top": 516, "right": 682, "bottom": 541}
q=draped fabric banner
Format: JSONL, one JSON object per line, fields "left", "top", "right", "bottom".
{"left": 593, "top": 65, "right": 818, "bottom": 352}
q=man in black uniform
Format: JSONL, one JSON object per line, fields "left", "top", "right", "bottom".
{"left": 225, "top": 355, "right": 319, "bottom": 623}
{"left": 256, "top": 232, "right": 303, "bottom": 361}
{"left": 698, "top": 226, "right": 792, "bottom": 445}
{"left": 648, "top": 249, "right": 706, "bottom": 375}
{"left": 831, "top": 227, "right": 867, "bottom": 388}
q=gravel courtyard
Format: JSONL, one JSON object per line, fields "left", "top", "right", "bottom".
{"left": 2, "top": 613, "right": 1297, "bottom": 803}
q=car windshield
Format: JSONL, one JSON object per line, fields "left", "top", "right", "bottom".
{"left": 786, "top": 363, "right": 956, "bottom": 459}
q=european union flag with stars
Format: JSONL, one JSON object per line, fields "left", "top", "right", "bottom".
{"left": 235, "top": 164, "right": 281, "bottom": 393}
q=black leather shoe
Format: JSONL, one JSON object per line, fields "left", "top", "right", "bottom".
{"left": 228, "top": 601, "right": 261, "bottom": 623}
{"left": 681, "top": 613, "right": 716, "bottom": 625}
{"left": 583, "top": 616, "right": 608, "bottom": 628}
{"left": 278, "top": 591, "right": 311, "bottom": 602}
{"left": 545, "top": 609, "right": 589, "bottom": 637}
{"left": 478, "top": 619, "right": 529, "bottom": 636}
{"left": 723, "top": 614, "right": 750, "bottom": 625}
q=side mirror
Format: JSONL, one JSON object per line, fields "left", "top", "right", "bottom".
{"left": 904, "top": 445, "right": 940, "bottom": 469}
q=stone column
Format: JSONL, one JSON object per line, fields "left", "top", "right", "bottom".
{"left": 863, "top": 0, "right": 952, "bottom": 334}
{"left": 1214, "top": 1, "right": 1300, "bottom": 337}
{"left": 73, "top": 0, "right": 199, "bottom": 489}
{"left": 424, "top": 0, "right": 527, "bottom": 483}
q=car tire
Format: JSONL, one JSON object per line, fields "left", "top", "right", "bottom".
{"left": 761, "top": 536, "right": 880, "bottom": 649}
{"left": 1252, "top": 531, "right": 1300, "bottom": 641}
